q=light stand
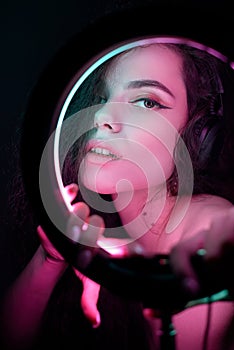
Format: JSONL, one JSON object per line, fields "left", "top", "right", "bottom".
{"left": 159, "top": 312, "right": 177, "bottom": 350}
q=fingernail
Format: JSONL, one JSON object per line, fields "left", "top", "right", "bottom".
{"left": 133, "top": 244, "right": 144, "bottom": 255}
{"left": 82, "top": 222, "right": 89, "bottom": 231}
{"left": 68, "top": 184, "right": 77, "bottom": 193}
{"left": 143, "top": 308, "right": 153, "bottom": 319}
{"left": 128, "top": 244, "right": 144, "bottom": 256}
{"left": 71, "top": 225, "right": 81, "bottom": 242}
{"left": 92, "top": 313, "right": 101, "bottom": 328}
{"left": 196, "top": 248, "right": 206, "bottom": 257}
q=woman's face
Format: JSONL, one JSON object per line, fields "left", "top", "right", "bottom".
{"left": 80, "top": 44, "right": 188, "bottom": 194}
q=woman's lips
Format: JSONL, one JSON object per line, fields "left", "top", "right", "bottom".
{"left": 86, "top": 140, "right": 122, "bottom": 158}
{"left": 89, "top": 147, "right": 120, "bottom": 159}
{"left": 86, "top": 140, "right": 122, "bottom": 164}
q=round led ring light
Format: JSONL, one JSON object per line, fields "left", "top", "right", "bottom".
{"left": 20, "top": 3, "right": 234, "bottom": 311}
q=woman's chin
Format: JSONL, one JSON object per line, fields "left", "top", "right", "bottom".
{"left": 79, "top": 178, "right": 116, "bottom": 195}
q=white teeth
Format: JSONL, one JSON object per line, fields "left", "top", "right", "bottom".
{"left": 90, "top": 147, "right": 119, "bottom": 159}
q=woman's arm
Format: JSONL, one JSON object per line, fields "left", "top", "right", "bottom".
{"left": 0, "top": 183, "right": 105, "bottom": 349}
{"left": 1, "top": 241, "right": 67, "bottom": 350}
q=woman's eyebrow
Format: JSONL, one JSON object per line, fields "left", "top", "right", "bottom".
{"left": 126, "top": 79, "right": 175, "bottom": 98}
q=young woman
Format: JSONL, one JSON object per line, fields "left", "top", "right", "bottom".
{"left": 1, "top": 42, "right": 234, "bottom": 350}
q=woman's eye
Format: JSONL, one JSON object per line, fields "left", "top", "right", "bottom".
{"left": 132, "top": 98, "right": 168, "bottom": 109}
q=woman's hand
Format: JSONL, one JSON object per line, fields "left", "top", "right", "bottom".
{"left": 37, "top": 183, "right": 106, "bottom": 328}
{"left": 65, "top": 183, "right": 107, "bottom": 328}
{"left": 169, "top": 206, "right": 234, "bottom": 296}
{"left": 65, "top": 183, "right": 105, "bottom": 261}
{"left": 141, "top": 207, "right": 234, "bottom": 320}
{"left": 65, "top": 183, "right": 146, "bottom": 326}
{"left": 37, "top": 225, "right": 102, "bottom": 329}
{"left": 37, "top": 225, "right": 67, "bottom": 264}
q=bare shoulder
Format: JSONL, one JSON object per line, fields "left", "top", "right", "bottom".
{"left": 155, "top": 195, "right": 233, "bottom": 252}
{"left": 189, "top": 194, "right": 233, "bottom": 213}
{"left": 179, "top": 194, "right": 233, "bottom": 239}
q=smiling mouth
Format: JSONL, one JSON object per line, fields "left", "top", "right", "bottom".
{"left": 89, "top": 147, "right": 120, "bottom": 159}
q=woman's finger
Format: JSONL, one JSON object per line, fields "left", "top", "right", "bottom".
{"left": 64, "top": 183, "right": 79, "bottom": 203}
{"left": 66, "top": 202, "right": 90, "bottom": 241}
{"left": 170, "top": 232, "right": 206, "bottom": 295}
{"left": 80, "top": 214, "right": 105, "bottom": 247}
{"left": 37, "top": 225, "right": 65, "bottom": 262}
{"left": 97, "top": 237, "right": 144, "bottom": 257}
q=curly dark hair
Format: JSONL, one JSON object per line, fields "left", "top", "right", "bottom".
{"left": 166, "top": 44, "right": 234, "bottom": 200}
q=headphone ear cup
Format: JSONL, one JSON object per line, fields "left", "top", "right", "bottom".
{"left": 196, "top": 116, "right": 225, "bottom": 168}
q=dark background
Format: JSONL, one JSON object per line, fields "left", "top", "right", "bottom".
{"left": 0, "top": 0, "right": 230, "bottom": 293}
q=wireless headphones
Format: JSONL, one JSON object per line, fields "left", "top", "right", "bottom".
{"left": 196, "top": 114, "right": 225, "bottom": 169}
{"left": 195, "top": 69, "right": 225, "bottom": 169}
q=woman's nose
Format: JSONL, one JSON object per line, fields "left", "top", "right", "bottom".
{"left": 94, "top": 102, "right": 121, "bottom": 133}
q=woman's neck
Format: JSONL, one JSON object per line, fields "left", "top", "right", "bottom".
{"left": 111, "top": 187, "right": 175, "bottom": 248}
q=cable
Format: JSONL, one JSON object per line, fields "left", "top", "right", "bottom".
{"left": 202, "top": 298, "right": 212, "bottom": 350}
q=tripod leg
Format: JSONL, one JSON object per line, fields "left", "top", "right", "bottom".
{"left": 159, "top": 313, "right": 177, "bottom": 350}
